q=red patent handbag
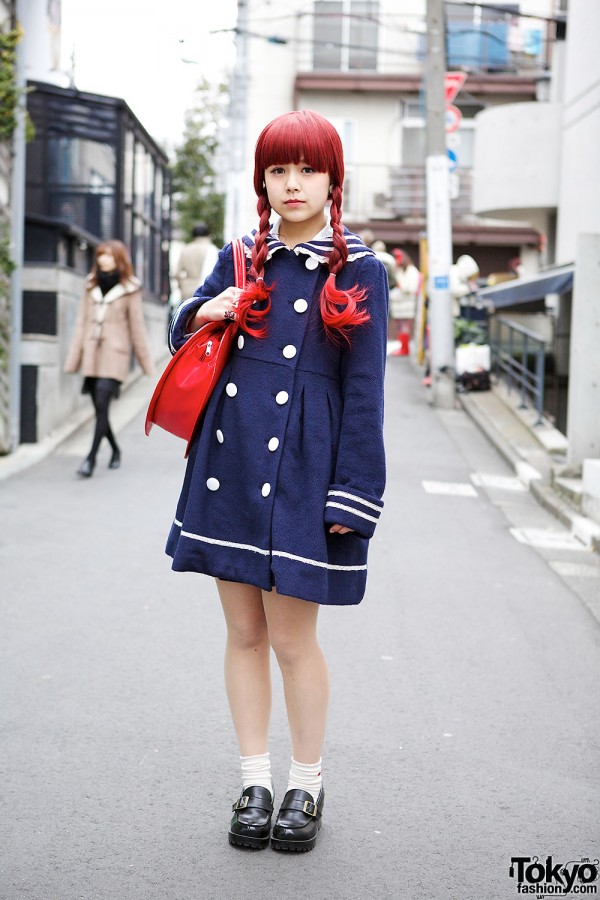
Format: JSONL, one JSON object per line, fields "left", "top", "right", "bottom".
{"left": 145, "top": 238, "right": 247, "bottom": 457}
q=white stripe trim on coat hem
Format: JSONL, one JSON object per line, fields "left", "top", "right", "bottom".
{"left": 327, "top": 490, "right": 382, "bottom": 512}
{"left": 175, "top": 524, "right": 367, "bottom": 572}
{"left": 180, "top": 530, "right": 270, "bottom": 556}
{"left": 272, "top": 550, "right": 367, "bottom": 572}
{"left": 325, "top": 501, "right": 379, "bottom": 524}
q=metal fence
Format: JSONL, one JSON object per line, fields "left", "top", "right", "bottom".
{"left": 488, "top": 315, "right": 547, "bottom": 424}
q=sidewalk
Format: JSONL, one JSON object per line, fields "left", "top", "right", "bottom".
{"left": 458, "top": 377, "right": 600, "bottom": 553}
{"left": 0, "top": 359, "right": 169, "bottom": 482}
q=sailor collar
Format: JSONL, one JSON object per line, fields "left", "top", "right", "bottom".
{"left": 241, "top": 218, "right": 376, "bottom": 267}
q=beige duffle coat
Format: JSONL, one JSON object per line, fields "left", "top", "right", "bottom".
{"left": 64, "top": 277, "right": 154, "bottom": 383}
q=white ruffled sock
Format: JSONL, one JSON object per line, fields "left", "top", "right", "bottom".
{"left": 240, "top": 752, "right": 273, "bottom": 798}
{"left": 286, "top": 756, "right": 322, "bottom": 804}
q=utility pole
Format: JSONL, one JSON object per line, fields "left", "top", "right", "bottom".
{"left": 224, "top": 0, "right": 249, "bottom": 241}
{"left": 425, "top": 0, "right": 455, "bottom": 408}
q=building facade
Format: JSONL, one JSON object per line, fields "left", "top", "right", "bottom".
{"left": 1, "top": 0, "right": 171, "bottom": 451}
{"left": 225, "top": 0, "right": 557, "bottom": 277}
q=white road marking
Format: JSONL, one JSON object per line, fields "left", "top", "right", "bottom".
{"left": 471, "top": 473, "right": 528, "bottom": 492}
{"left": 549, "top": 561, "right": 600, "bottom": 578}
{"left": 422, "top": 480, "right": 478, "bottom": 497}
{"left": 509, "top": 527, "right": 587, "bottom": 551}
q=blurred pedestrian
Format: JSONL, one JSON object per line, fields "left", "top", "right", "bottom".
{"left": 450, "top": 254, "right": 480, "bottom": 316}
{"left": 175, "top": 222, "right": 220, "bottom": 301}
{"left": 166, "top": 109, "right": 388, "bottom": 852}
{"left": 64, "top": 240, "right": 154, "bottom": 478}
{"left": 390, "top": 249, "right": 421, "bottom": 339}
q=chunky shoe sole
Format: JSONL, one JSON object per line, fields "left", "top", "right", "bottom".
{"left": 228, "top": 831, "right": 270, "bottom": 850}
{"left": 271, "top": 822, "right": 321, "bottom": 852}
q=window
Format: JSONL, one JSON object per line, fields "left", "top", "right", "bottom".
{"left": 313, "top": 0, "right": 379, "bottom": 71}
{"left": 446, "top": 3, "right": 523, "bottom": 71}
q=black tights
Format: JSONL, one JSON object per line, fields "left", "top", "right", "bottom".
{"left": 87, "top": 378, "right": 120, "bottom": 462}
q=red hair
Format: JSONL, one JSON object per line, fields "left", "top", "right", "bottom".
{"left": 237, "top": 109, "right": 369, "bottom": 343}
{"left": 91, "top": 240, "right": 134, "bottom": 285}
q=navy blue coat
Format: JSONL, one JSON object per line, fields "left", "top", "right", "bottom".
{"left": 166, "top": 227, "right": 388, "bottom": 605}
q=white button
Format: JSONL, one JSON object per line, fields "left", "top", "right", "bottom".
{"left": 268, "top": 437, "right": 279, "bottom": 452}
{"left": 261, "top": 483, "right": 271, "bottom": 497}
{"left": 305, "top": 256, "right": 319, "bottom": 270}
{"left": 294, "top": 298, "right": 308, "bottom": 313}
{"left": 237, "top": 335, "right": 245, "bottom": 349}
{"left": 226, "top": 383, "right": 237, "bottom": 397}
{"left": 216, "top": 429, "right": 224, "bottom": 444}
{"left": 206, "top": 477, "right": 220, "bottom": 491}
{"left": 282, "top": 345, "right": 297, "bottom": 359}
{"left": 275, "top": 391, "right": 289, "bottom": 405}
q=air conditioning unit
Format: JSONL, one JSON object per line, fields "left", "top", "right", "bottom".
{"left": 373, "top": 192, "right": 391, "bottom": 209}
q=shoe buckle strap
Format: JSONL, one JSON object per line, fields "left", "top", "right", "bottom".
{"left": 232, "top": 795, "right": 249, "bottom": 811}
{"left": 302, "top": 799, "right": 317, "bottom": 817}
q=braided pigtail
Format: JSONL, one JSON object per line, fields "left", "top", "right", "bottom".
{"left": 320, "top": 186, "right": 370, "bottom": 345}
{"left": 236, "top": 193, "right": 272, "bottom": 338}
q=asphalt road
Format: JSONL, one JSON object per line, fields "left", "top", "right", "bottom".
{"left": 1, "top": 357, "right": 599, "bottom": 900}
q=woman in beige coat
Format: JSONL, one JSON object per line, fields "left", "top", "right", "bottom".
{"left": 64, "top": 240, "right": 154, "bottom": 478}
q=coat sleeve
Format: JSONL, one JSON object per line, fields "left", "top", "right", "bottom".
{"left": 168, "top": 243, "right": 231, "bottom": 354}
{"left": 323, "top": 256, "right": 388, "bottom": 538}
{"left": 127, "top": 289, "right": 155, "bottom": 375}
{"left": 63, "top": 291, "right": 88, "bottom": 373}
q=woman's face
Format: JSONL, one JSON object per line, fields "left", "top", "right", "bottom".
{"left": 97, "top": 250, "right": 117, "bottom": 272}
{"left": 264, "top": 160, "right": 330, "bottom": 238}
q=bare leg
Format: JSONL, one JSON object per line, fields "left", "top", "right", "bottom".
{"left": 262, "top": 590, "right": 329, "bottom": 763}
{"left": 217, "top": 579, "right": 272, "bottom": 756}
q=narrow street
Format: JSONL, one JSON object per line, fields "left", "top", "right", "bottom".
{"left": 1, "top": 358, "right": 599, "bottom": 900}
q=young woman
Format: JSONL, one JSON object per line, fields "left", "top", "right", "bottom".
{"left": 64, "top": 240, "right": 154, "bottom": 478}
{"left": 167, "top": 110, "right": 388, "bottom": 851}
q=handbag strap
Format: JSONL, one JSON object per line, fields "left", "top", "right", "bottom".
{"left": 232, "top": 239, "right": 247, "bottom": 289}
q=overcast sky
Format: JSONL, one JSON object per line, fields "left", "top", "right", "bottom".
{"left": 59, "top": 0, "right": 238, "bottom": 151}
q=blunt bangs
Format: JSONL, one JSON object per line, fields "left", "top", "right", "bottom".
{"left": 254, "top": 110, "right": 344, "bottom": 194}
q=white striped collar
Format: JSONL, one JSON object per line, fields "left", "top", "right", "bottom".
{"left": 241, "top": 220, "right": 375, "bottom": 265}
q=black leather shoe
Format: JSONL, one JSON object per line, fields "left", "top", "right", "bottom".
{"left": 228, "top": 786, "right": 274, "bottom": 850}
{"left": 77, "top": 458, "right": 95, "bottom": 478}
{"left": 271, "top": 787, "right": 324, "bottom": 852}
{"left": 108, "top": 449, "right": 121, "bottom": 469}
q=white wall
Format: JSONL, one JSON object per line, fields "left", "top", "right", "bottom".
{"left": 20, "top": 0, "right": 64, "bottom": 85}
{"left": 555, "top": 0, "right": 600, "bottom": 263}
{"left": 472, "top": 102, "right": 561, "bottom": 219}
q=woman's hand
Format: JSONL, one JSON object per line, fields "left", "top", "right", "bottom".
{"left": 189, "top": 287, "right": 244, "bottom": 331}
{"left": 329, "top": 524, "right": 355, "bottom": 534}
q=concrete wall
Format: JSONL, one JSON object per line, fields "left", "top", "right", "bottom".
{"left": 566, "top": 234, "right": 600, "bottom": 464}
{"left": 472, "top": 102, "right": 561, "bottom": 220}
{"left": 555, "top": 0, "right": 600, "bottom": 263}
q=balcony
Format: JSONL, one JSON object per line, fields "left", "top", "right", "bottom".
{"left": 472, "top": 102, "right": 561, "bottom": 219}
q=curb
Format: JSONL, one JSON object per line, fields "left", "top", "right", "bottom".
{"left": 458, "top": 389, "right": 600, "bottom": 555}
{"left": 0, "top": 357, "right": 170, "bottom": 482}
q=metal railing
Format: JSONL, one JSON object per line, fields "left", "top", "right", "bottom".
{"left": 488, "top": 315, "right": 547, "bottom": 424}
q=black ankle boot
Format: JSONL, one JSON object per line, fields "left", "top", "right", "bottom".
{"left": 108, "top": 448, "right": 121, "bottom": 469}
{"left": 77, "top": 458, "right": 95, "bottom": 478}
{"left": 228, "top": 786, "right": 274, "bottom": 850}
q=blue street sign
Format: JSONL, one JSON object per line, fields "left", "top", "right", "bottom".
{"left": 447, "top": 148, "right": 458, "bottom": 172}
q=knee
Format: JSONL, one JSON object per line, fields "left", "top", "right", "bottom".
{"left": 226, "top": 617, "right": 269, "bottom": 653}
{"left": 269, "top": 630, "right": 313, "bottom": 670}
